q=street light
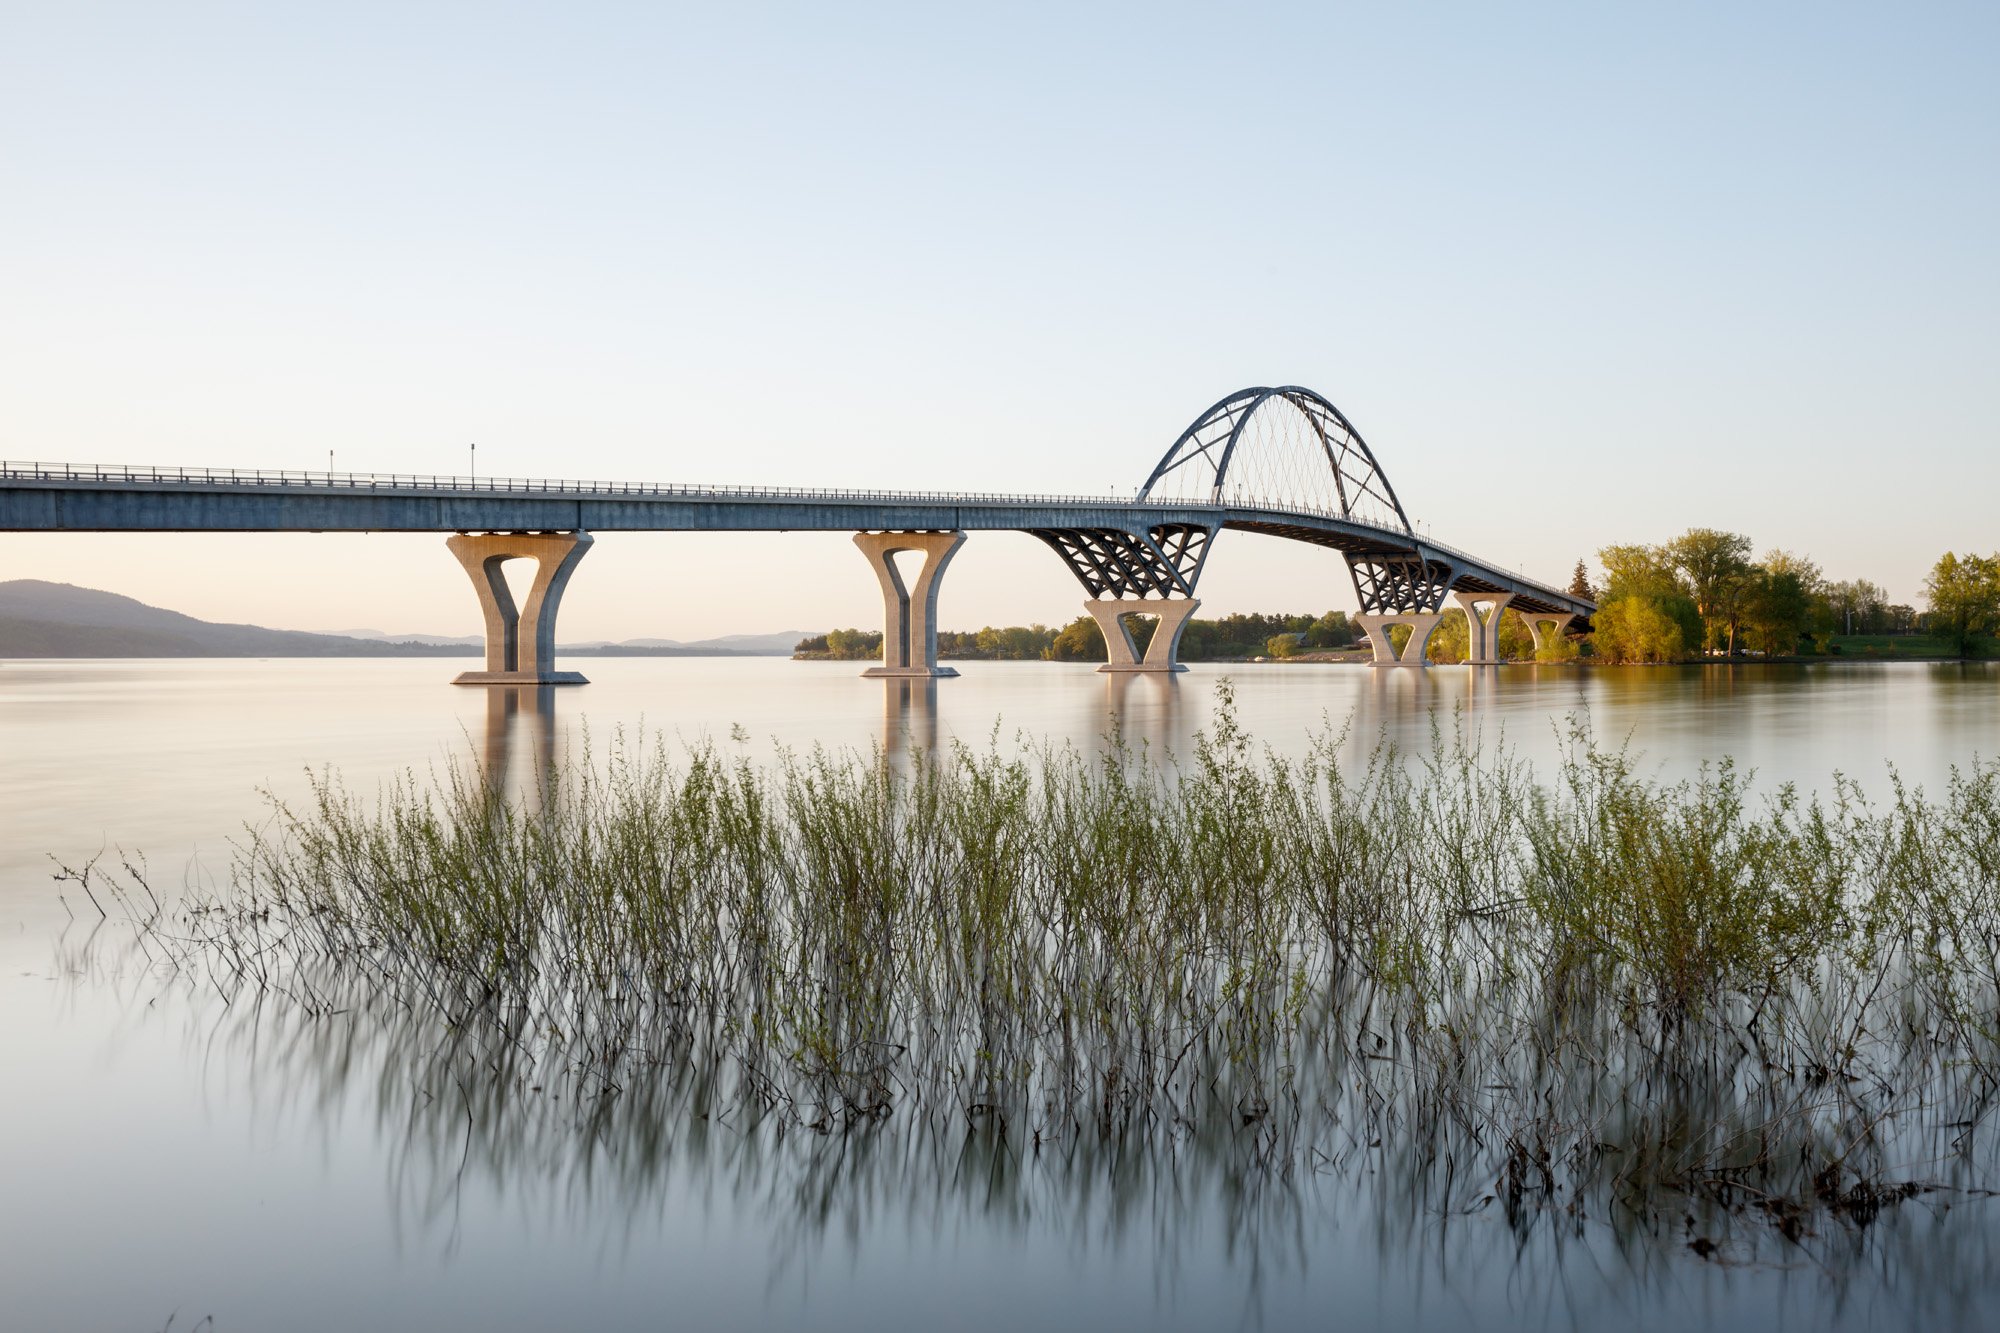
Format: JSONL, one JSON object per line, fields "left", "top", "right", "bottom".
{"left": 470, "top": 442, "right": 476, "bottom": 483}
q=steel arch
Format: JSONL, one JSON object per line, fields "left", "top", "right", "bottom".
{"left": 1138, "top": 386, "right": 1414, "bottom": 535}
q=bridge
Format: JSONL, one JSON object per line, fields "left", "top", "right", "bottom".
{"left": 0, "top": 386, "right": 1593, "bottom": 680}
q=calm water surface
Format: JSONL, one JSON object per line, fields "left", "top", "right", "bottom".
{"left": 4, "top": 657, "right": 1998, "bottom": 1331}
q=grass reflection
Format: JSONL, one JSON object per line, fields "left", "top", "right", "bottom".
{"left": 64, "top": 682, "right": 2000, "bottom": 1320}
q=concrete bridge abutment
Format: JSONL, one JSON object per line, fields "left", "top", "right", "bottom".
{"left": 447, "top": 531, "right": 592, "bottom": 685}
{"left": 1086, "top": 597, "right": 1199, "bottom": 673}
{"left": 1355, "top": 612, "right": 1445, "bottom": 668}
{"left": 855, "top": 530, "right": 965, "bottom": 678}
{"left": 1450, "top": 591, "right": 1515, "bottom": 665}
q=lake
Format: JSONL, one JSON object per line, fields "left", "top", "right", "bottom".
{"left": 3, "top": 657, "right": 1998, "bottom": 1331}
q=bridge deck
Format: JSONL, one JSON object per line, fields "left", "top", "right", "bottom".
{"left": 0, "top": 462, "right": 1593, "bottom": 618}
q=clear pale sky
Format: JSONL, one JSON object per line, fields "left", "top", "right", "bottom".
{"left": 3, "top": 2, "right": 1995, "bottom": 640}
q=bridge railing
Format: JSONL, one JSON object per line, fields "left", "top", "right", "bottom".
{"left": 1, "top": 461, "right": 1585, "bottom": 607}
{"left": 0, "top": 460, "right": 1156, "bottom": 509}
{"left": 6, "top": 460, "right": 1392, "bottom": 521}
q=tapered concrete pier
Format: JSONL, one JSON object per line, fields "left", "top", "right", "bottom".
{"left": 854, "top": 530, "right": 965, "bottom": 678}
{"left": 1520, "top": 611, "right": 1576, "bottom": 656}
{"left": 1451, "top": 591, "right": 1515, "bottom": 665}
{"left": 447, "top": 530, "right": 593, "bottom": 685}
{"left": 1086, "top": 597, "right": 1199, "bottom": 672}
{"left": 1355, "top": 612, "right": 1445, "bottom": 668}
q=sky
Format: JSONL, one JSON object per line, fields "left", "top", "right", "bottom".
{"left": 2, "top": 1, "right": 1995, "bottom": 640}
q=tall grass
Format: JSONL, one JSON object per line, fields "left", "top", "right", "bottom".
{"left": 79, "top": 683, "right": 2000, "bottom": 1250}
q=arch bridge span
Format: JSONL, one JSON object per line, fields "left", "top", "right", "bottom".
{"left": 0, "top": 385, "right": 1594, "bottom": 679}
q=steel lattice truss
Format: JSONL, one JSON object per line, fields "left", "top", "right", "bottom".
{"left": 1031, "top": 523, "right": 1211, "bottom": 599}
{"left": 1138, "top": 387, "right": 1413, "bottom": 534}
{"left": 1347, "top": 554, "right": 1459, "bottom": 615}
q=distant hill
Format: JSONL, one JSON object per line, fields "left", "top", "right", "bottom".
{"left": 0, "top": 581, "right": 816, "bottom": 658}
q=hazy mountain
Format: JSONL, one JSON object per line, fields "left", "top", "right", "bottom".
{"left": 331, "top": 628, "right": 485, "bottom": 647}
{"left": 614, "top": 631, "right": 815, "bottom": 654}
{"left": 0, "top": 581, "right": 816, "bottom": 658}
{"left": 338, "top": 629, "right": 814, "bottom": 654}
{"left": 0, "top": 581, "right": 462, "bottom": 657}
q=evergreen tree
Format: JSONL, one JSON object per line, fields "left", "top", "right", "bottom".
{"left": 1568, "top": 559, "right": 1594, "bottom": 600}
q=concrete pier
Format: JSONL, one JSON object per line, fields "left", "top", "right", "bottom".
{"left": 855, "top": 530, "right": 965, "bottom": 678}
{"left": 1520, "top": 611, "right": 1576, "bottom": 656}
{"left": 1355, "top": 612, "right": 1445, "bottom": 668}
{"left": 447, "top": 530, "right": 593, "bottom": 685}
{"left": 1086, "top": 597, "right": 1199, "bottom": 672}
{"left": 1451, "top": 591, "right": 1515, "bottom": 665}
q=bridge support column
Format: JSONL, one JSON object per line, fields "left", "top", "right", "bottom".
{"left": 1451, "top": 591, "right": 1515, "bottom": 665}
{"left": 1521, "top": 612, "right": 1576, "bottom": 656}
{"left": 1355, "top": 613, "right": 1445, "bottom": 668}
{"left": 1087, "top": 597, "right": 1199, "bottom": 673}
{"left": 855, "top": 530, "right": 965, "bottom": 678}
{"left": 448, "top": 531, "right": 592, "bottom": 685}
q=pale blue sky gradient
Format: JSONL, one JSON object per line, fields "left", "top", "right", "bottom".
{"left": 3, "top": 2, "right": 1995, "bottom": 638}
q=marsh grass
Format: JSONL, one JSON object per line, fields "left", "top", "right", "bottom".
{"left": 73, "top": 683, "right": 2000, "bottom": 1253}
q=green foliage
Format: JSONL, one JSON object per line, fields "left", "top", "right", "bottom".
{"left": 939, "top": 624, "right": 1056, "bottom": 660}
{"left": 1533, "top": 625, "right": 1581, "bottom": 662}
{"left": 1047, "top": 615, "right": 1101, "bottom": 661}
{"left": 1590, "top": 595, "right": 1687, "bottom": 664}
{"left": 796, "top": 628, "right": 887, "bottom": 660}
{"left": 1597, "top": 542, "right": 1702, "bottom": 653}
{"left": 1923, "top": 551, "right": 2000, "bottom": 656}
{"left": 1666, "top": 527, "right": 1753, "bottom": 629}
{"left": 1424, "top": 613, "right": 1468, "bottom": 663}
{"left": 1568, "top": 558, "right": 1595, "bottom": 601}
{"left": 1746, "top": 567, "right": 1812, "bottom": 655}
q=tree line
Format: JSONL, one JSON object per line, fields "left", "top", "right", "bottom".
{"left": 795, "top": 611, "right": 1363, "bottom": 663}
{"left": 793, "top": 535, "right": 1998, "bottom": 667}
{"left": 1584, "top": 528, "right": 1984, "bottom": 663}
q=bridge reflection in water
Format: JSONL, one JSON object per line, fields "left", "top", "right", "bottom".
{"left": 479, "top": 684, "right": 558, "bottom": 800}
{"left": 2, "top": 385, "right": 1594, "bottom": 685}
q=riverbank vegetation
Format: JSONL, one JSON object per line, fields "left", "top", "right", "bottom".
{"left": 795, "top": 611, "right": 1361, "bottom": 662}
{"left": 1583, "top": 530, "right": 1988, "bottom": 664}
{"left": 797, "top": 537, "right": 1988, "bottom": 668}
{"left": 81, "top": 694, "right": 2000, "bottom": 1250}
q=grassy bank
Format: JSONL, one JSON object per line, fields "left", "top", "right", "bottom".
{"left": 79, "top": 687, "right": 2000, "bottom": 1248}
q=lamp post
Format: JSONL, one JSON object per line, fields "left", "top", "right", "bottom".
{"left": 470, "top": 442, "right": 476, "bottom": 484}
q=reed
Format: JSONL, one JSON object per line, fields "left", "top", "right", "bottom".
{"left": 79, "top": 684, "right": 2000, "bottom": 1249}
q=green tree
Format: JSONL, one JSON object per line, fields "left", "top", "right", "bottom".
{"left": 1666, "top": 528, "right": 1754, "bottom": 653}
{"left": 1264, "top": 633, "right": 1299, "bottom": 659}
{"left": 1303, "top": 610, "right": 1355, "bottom": 649}
{"left": 1568, "top": 558, "right": 1595, "bottom": 601}
{"left": 1598, "top": 543, "right": 1701, "bottom": 657}
{"left": 1599, "top": 543, "right": 1685, "bottom": 602}
{"left": 1747, "top": 567, "right": 1811, "bottom": 655}
{"left": 1591, "top": 596, "right": 1686, "bottom": 664}
{"left": 1047, "top": 616, "right": 1101, "bottom": 661}
{"left": 1426, "top": 613, "right": 1470, "bottom": 663}
{"left": 1924, "top": 552, "right": 2000, "bottom": 656}
{"left": 1497, "top": 609, "right": 1537, "bottom": 660}
{"left": 1825, "top": 578, "right": 1890, "bottom": 635}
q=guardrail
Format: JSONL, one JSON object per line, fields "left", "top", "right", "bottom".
{"left": 1, "top": 460, "right": 1586, "bottom": 608}
{"left": 0, "top": 460, "right": 1147, "bottom": 508}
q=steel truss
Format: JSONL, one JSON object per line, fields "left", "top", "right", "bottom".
{"left": 1346, "top": 552, "right": 1459, "bottom": 615}
{"left": 1031, "top": 523, "right": 1212, "bottom": 599}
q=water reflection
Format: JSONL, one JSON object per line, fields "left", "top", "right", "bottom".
{"left": 480, "top": 684, "right": 559, "bottom": 797}
{"left": 1100, "top": 671, "right": 1186, "bottom": 754}
{"left": 881, "top": 679, "right": 937, "bottom": 759}
{"left": 62, "top": 949, "right": 1982, "bottom": 1333}
{"left": 16, "top": 659, "right": 2000, "bottom": 1331}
